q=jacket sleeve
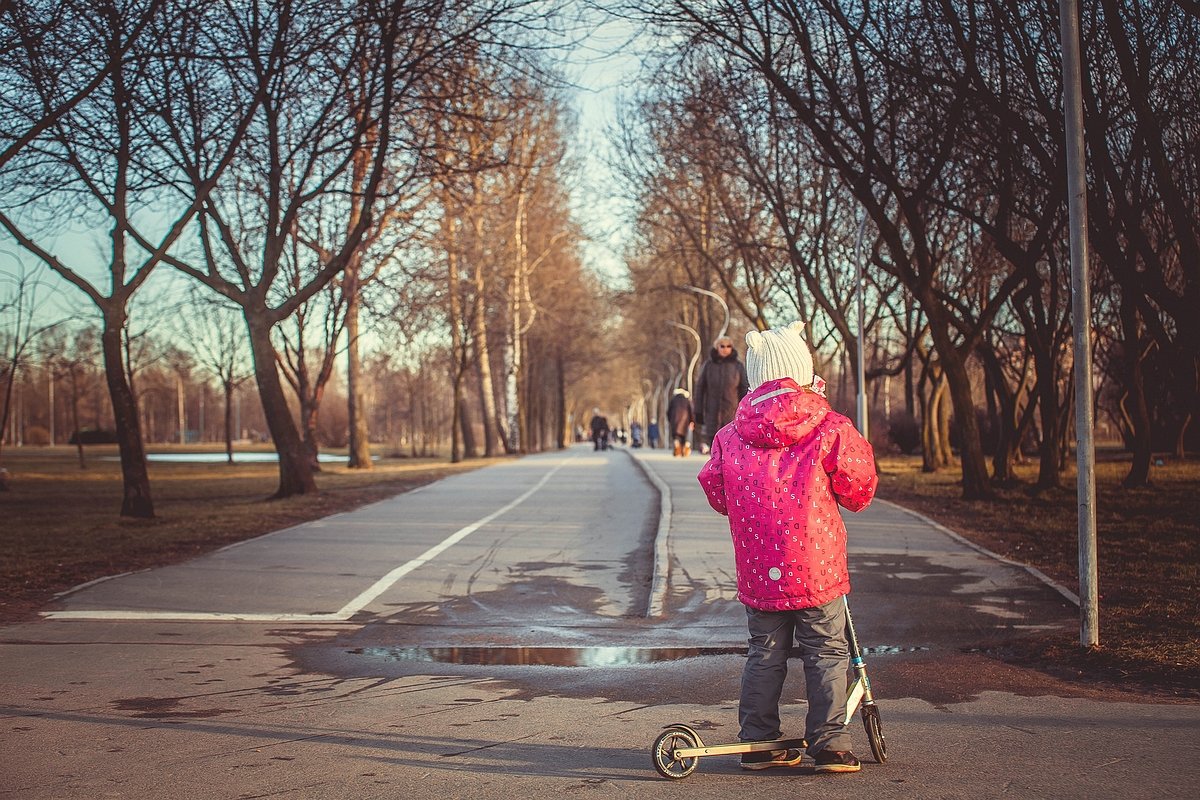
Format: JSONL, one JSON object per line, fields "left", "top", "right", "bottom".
{"left": 696, "top": 436, "right": 729, "bottom": 516}
{"left": 822, "top": 421, "right": 878, "bottom": 512}
{"left": 737, "top": 362, "right": 749, "bottom": 399}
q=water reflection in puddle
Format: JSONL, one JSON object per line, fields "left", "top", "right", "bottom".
{"left": 353, "top": 644, "right": 928, "bottom": 667}
{"left": 356, "top": 646, "right": 742, "bottom": 667}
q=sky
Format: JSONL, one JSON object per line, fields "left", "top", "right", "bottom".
{"left": 559, "top": 12, "right": 649, "bottom": 287}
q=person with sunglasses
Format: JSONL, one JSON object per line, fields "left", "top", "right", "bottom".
{"left": 693, "top": 335, "right": 749, "bottom": 455}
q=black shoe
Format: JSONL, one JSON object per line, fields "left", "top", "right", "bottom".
{"left": 813, "top": 749, "right": 861, "bottom": 773}
{"left": 740, "top": 748, "right": 803, "bottom": 770}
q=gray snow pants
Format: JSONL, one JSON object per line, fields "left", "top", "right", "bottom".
{"left": 738, "top": 597, "right": 853, "bottom": 756}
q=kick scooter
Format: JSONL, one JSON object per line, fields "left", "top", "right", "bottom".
{"left": 844, "top": 595, "right": 887, "bottom": 764}
{"left": 651, "top": 596, "right": 887, "bottom": 779}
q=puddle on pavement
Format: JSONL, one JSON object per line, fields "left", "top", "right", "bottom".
{"left": 352, "top": 644, "right": 927, "bottom": 667}
{"left": 354, "top": 645, "right": 743, "bottom": 667}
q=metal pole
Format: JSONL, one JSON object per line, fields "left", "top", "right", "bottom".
{"left": 684, "top": 285, "right": 730, "bottom": 340}
{"left": 854, "top": 213, "right": 869, "bottom": 438}
{"left": 48, "top": 372, "right": 54, "bottom": 446}
{"left": 1059, "top": 0, "right": 1099, "bottom": 648}
{"left": 669, "top": 322, "right": 702, "bottom": 394}
{"left": 176, "top": 374, "right": 184, "bottom": 445}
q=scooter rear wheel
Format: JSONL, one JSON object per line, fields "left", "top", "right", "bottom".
{"left": 652, "top": 727, "right": 700, "bottom": 779}
{"left": 862, "top": 704, "right": 887, "bottom": 763}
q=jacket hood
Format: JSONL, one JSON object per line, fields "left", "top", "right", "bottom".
{"left": 734, "top": 377, "right": 829, "bottom": 448}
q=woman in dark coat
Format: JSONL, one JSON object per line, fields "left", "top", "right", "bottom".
{"left": 666, "top": 389, "right": 694, "bottom": 457}
{"left": 693, "top": 335, "right": 749, "bottom": 454}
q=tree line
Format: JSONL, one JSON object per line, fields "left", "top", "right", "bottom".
{"left": 1, "top": 0, "right": 609, "bottom": 516}
{"left": 614, "top": 0, "right": 1197, "bottom": 497}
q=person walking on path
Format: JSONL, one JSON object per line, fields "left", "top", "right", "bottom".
{"left": 666, "top": 389, "right": 694, "bottom": 456}
{"left": 589, "top": 408, "right": 610, "bottom": 451}
{"left": 693, "top": 334, "right": 748, "bottom": 454}
{"left": 697, "top": 321, "right": 878, "bottom": 773}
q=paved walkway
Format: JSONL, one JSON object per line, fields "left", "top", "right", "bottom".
{"left": 1, "top": 445, "right": 1197, "bottom": 800}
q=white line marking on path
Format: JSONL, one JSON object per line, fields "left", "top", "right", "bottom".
{"left": 42, "top": 454, "right": 579, "bottom": 623}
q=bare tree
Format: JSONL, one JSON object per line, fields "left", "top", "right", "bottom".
{"left": 0, "top": 0, "right": 259, "bottom": 516}
{"left": 622, "top": 1, "right": 1047, "bottom": 497}
{"left": 159, "top": 1, "right": 551, "bottom": 495}
{"left": 37, "top": 325, "right": 103, "bottom": 468}
{"left": 174, "top": 296, "right": 252, "bottom": 463}
{"left": 0, "top": 262, "right": 63, "bottom": 472}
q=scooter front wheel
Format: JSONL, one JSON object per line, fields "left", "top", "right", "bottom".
{"left": 862, "top": 704, "right": 887, "bottom": 763}
{"left": 652, "top": 727, "right": 700, "bottom": 779}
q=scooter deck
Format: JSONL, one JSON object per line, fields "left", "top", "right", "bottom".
{"left": 671, "top": 736, "right": 808, "bottom": 759}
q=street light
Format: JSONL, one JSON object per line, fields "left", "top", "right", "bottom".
{"left": 854, "top": 213, "right": 869, "bottom": 439}
{"left": 683, "top": 285, "right": 730, "bottom": 341}
{"left": 1058, "top": 0, "right": 1099, "bottom": 648}
{"left": 668, "top": 321, "right": 702, "bottom": 394}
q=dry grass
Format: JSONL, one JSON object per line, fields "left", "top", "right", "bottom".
{"left": 876, "top": 453, "right": 1200, "bottom": 698}
{"left": 0, "top": 445, "right": 486, "bottom": 622}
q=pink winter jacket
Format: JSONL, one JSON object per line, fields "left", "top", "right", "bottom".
{"left": 697, "top": 377, "right": 878, "bottom": 611}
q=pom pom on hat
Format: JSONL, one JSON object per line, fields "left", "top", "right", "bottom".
{"left": 745, "top": 321, "right": 814, "bottom": 390}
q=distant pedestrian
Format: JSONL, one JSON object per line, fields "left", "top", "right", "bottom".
{"left": 694, "top": 334, "right": 748, "bottom": 454}
{"left": 647, "top": 418, "right": 661, "bottom": 449}
{"left": 589, "top": 408, "right": 610, "bottom": 451}
{"left": 697, "top": 321, "right": 878, "bottom": 773}
{"left": 631, "top": 421, "right": 644, "bottom": 448}
{"left": 666, "top": 389, "right": 694, "bottom": 457}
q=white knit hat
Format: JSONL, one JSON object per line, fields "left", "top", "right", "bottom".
{"left": 745, "top": 321, "right": 814, "bottom": 390}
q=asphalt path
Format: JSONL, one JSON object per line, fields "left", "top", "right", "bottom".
{"left": 2, "top": 444, "right": 1197, "bottom": 799}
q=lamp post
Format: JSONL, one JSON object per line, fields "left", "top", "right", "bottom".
{"left": 684, "top": 285, "right": 730, "bottom": 341}
{"left": 669, "top": 321, "right": 702, "bottom": 394}
{"left": 854, "top": 213, "right": 869, "bottom": 438}
{"left": 1059, "top": 0, "right": 1098, "bottom": 648}
{"left": 176, "top": 373, "right": 186, "bottom": 445}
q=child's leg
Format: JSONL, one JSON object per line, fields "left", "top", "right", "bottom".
{"left": 738, "top": 607, "right": 795, "bottom": 742}
{"left": 792, "top": 597, "right": 852, "bottom": 755}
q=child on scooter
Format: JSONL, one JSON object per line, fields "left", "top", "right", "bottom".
{"left": 697, "top": 321, "right": 877, "bottom": 773}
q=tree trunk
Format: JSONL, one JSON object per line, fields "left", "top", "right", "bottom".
{"left": 936, "top": 376, "right": 953, "bottom": 467}
{"left": 556, "top": 351, "right": 567, "bottom": 450}
{"left": 458, "top": 396, "right": 478, "bottom": 458}
{"left": 981, "top": 351, "right": 1017, "bottom": 483}
{"left": 471, "top": 272, "right": 501, "bottom": 456}
{"left": 245, "top": 313, "right": 316, "bottom": 498}
{"left": 345, "top": 270, "right": 372, "bottom": 469}
{"left": 70, "top": 372, "right": 86, "bottom": 469}
{"left": 923, "top": 296, "right": 991, "bottom": 498}
{"left": 1121, "top": 299, "right": 1153, "bottom": 488}
{"left": 100, "top": 312, "right": 154, "bottom": 518}
{"left": 904, "top": 350, "right": 915, "bottom": 418}
{"left": 1123, "top": 358, "right": 1153, "bottom": 487}
{"left": 223, "top": 379, "right": 235, "bottom": 464}
{"left": 450, "top": 365, "right": 463, "bottom": 464}
{"left": 992, "top": 409, "right": 1015, "bottom": 482}
{"left": 1033, "top": 356, "right": 1062, "bottom": 491}
{"left": 500, "top": 190, "right": 525, "bottom": 455}
{"left": 444, "top": 209, "right": 467, "bottom": 464}
{"left": 299, "top": 392, "right": 322, "bottom": 473}
{"left": 919, "top": 371, "right": 938, "bottom": 473}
